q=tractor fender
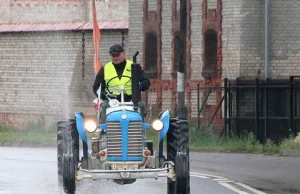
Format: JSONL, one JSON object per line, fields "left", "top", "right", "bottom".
{"left": 74, "top": 112, "right": 89, "bottom": 158}
{"left": 159, "top": 110, "right": 170, "bottom": 141}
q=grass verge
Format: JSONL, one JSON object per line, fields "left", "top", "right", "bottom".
{"left": 0, "top": 121, "right": 56, "bottom": 146}
{"left": 146, "top": 126, "right": 300, "bottom": 155}
{"left": 1, "top": 123, "right": 299, "bottom": 155}
{"left": 188, "top": 126, "right": 300, "bottom": 155}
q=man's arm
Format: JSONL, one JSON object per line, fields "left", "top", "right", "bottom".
{"left": 92, "top": 67, "right": 106, "bottom": 99}
{"left": 139, "top": 69, "right": 150, "bottom": 91}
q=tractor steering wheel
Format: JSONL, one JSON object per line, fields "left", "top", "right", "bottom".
{"left": 105, "top": 75, "right": 132, "bottom": 95}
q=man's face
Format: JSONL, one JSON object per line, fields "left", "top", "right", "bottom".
{"left": 111, "top": 52, "right": 125, "bottom": 64}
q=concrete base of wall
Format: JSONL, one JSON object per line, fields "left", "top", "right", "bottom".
{"left": 282, "top": 150, "right": 300, "bottom": 158}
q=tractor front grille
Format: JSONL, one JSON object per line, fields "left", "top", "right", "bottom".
{"left": 107, "top": 121, "right": 143, "bottom": 159}
{"left": 127, "top": 121, "right": 143, "bottom": 157}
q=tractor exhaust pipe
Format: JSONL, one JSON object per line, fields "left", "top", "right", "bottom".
{"left": 133, "top": 51, "right": 139, "bottom": 64}
{"left": 131, "top": 51, "right": 141, "bottom": 105}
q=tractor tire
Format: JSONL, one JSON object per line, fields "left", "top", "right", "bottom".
{"left": 57, "top": 119, "right": 79, "bottom": 190}
{"left": 63, "top": 154, "right": 76, "bottom": 194}
{"left": 167, "top": 118, "right": 190, "bottom": 194}
{"left": 174, "top": 152, "right": 189, "bottom": 194}
{"left": 69, "top": 119, "right": 79, "bottom": 166}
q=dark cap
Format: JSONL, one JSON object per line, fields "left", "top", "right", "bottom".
{"left": 109, "top": 44, "right": 124, "bottom": 55}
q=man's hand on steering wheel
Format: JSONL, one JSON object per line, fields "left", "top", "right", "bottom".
{"left": 105, "top": 75, "right": 132, "bottom": 95}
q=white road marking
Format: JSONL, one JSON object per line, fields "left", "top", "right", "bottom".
{"left": 218, "top": 180, "right": 234, "bottom": 183}
{"left": 213, "top": 178, "right": 230, "bottom": 181}
{"left": 190, "top": 172, "right": 226, "bottom": 179}
{"left": 190, "top": 172, "right": 267, "bottom": 194}
{"left": 235, "top": 182, "right": 267, "bottom": 194}
{"left": 219, "top": 182, "right": 249, "bottom": 194}
{"left": 190, "top": 174, "right": 210, "bottom": 179}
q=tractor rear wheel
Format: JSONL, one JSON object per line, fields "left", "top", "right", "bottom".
{"left": 166, "top": 118, "right": 190, "bottom": 194}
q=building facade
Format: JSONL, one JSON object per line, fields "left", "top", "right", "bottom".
{"left": 0, "top": 0, "right": 299, "bottom": 129}
{"left": 128, "top": 0, "right": 300, "bottom": 128}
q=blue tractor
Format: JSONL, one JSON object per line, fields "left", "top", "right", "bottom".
{"left": 57, "top": 52, "right": 190, "bottom": 194}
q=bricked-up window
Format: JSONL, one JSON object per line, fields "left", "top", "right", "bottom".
{"left": 144, "top": 32, "right": 157, "bottom": 78}
{"left": 202, "top": 29, "right": 217, "bottom": 78}
{"left": 173, "top": 31, "right": 181, "bottom": 74}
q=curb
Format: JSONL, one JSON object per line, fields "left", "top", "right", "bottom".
{"left": 282, "top": 150, "right": 300, "bottom": 157}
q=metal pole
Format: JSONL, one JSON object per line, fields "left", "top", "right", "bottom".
{"left": 228, "top": 81, "right": 232, "bottom": 137}
{"left": 177, "top": 0, "right": 187, "bottom": 119}
{"left": 197, "top": 83, "right": 200, "bottom": 129}
{"left": 255, "top": 78, "right": 259, "bottom": 140}
{"left": 236, "top": 78, "right": 240, "bottom": 136}
{"left": 289, "top": 76, "right": 295, "bottom": 136}
{"left": 224, "top": 78, "right": 228, "bottom": 136}
{"left": 263, "top": 79, "right": 268, "bottom": 144}
{"left": 264, "top": 0, "right": 269, "bottom": 80}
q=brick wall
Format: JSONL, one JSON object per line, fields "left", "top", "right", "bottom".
{"left": 239, "top": 0, "right": 264, "bottom": 79}
{"left": 162, "top": 90, "right": 172, "bottom": 112}
{"left": 128, "top": 0, "right": 144, "bottom": 63}
{"left": 189, "top": 0, "right": 203, "bottom": 118}
{"left": 222, "top": 0, "right": 264, "bottom": 79}
{"left": 207, "top": 0, "right": 217, "bottom": 9}
{"left": 269, "top": 0, "right": 300, "bottom": 78}
{"left": 93, "top": 0, "right": 128, "bottom": 22}
{"left": 161, "top": 0, "right": 172, "bottom": 81}
{"left": 222, "top": 0, "right": 243, "bottom": 79}
{"left": 148, "top": 0, "right": 157, "bottom": 11}
{"left": 1, "top": 0, "right": 127, "bottom": 24}
{"left": 222, "top": 0, "right": 300, "bottom": 79}
{"left": 190, "top": 0, "right": 203, "bottom": 80}
{"left": 0, "top": 1, "right": 9, "bottom": 23}
{"left": 0, "top": 30, "right": 127, "bottom": 128}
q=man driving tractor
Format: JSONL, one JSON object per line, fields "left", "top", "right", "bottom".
{"left": 92, "top": 44, "right": 150, "bottom": 123}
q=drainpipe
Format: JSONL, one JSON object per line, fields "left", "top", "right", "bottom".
{"left": 264, "top": 0, "right": 269, "bottom": 80}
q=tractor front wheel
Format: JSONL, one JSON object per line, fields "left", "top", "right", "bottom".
{"left": 167, "top": 118, "right": 190, "bottom": 194}
{"left": 63, "top": 154, "right": 76, "bottom": 194}
{"left": 57, "top": 119, "right": 78, "bottom": 193}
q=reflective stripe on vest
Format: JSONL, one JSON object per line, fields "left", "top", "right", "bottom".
{"left": 104, "top": 60, "right": 133, "bottom": 95}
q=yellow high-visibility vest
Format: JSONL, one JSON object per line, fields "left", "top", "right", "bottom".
{"left": 104, "top": 60, "right": 132, "bottom": 95}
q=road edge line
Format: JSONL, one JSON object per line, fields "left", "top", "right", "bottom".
{"left": 219, "top": 182, "right": 249, "bottom": 194}
{"left": 234, "top": 182, "right": 267, "bottom": 194}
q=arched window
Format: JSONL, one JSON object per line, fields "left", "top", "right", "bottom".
{"left": 144, "top": 32, "right": 157, "bottom": 77}
{"left": 202, "top": 29, "right": 217, "bottom": 78}
{"left": 173, "top": 31, "right": 181, "bottom": 73}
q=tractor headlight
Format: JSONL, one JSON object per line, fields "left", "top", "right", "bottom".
{"left": 84, "top": 120, "right": 97, "bottom": 133}
{"left": 152, "top": 119, "right": 164, "bottom": 131}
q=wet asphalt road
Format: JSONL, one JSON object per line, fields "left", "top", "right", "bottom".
{"left": 190, "top": 152, "right": 300, "bottom": 194}
{"left": 0, "top": 147, "right": 237, "bottom": 194}
{"left": 0, "top": 147, "right": 294, "bottom": 194}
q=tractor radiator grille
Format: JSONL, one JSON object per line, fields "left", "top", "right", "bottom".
{"left": 107, "top": 121, "right": 143, "bottom": 158}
